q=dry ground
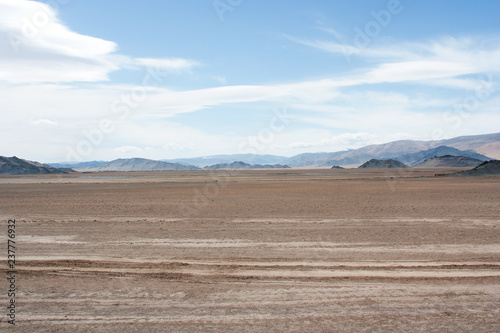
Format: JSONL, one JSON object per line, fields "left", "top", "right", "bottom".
{"left": 0, "top": 168, "right": 499, "bottom": 332}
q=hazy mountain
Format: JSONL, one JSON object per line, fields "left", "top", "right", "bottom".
{"left": 395, "top": 146, "right": 490, "bottom": 166}
{"left": 163, "top": 154, "right": 288, "bottom": 168}
{"left": 358, "top": 159, "right": 409, "bottom": 169}
{"left": 316, "top": 132, "right": 499, "bottom": 167}
{"left": 46, "top": 132, "right": 500, "bottom": 170}
{"left": 96, "top": 158, "right": 199, "bottom": 171}
{"left": 48, "top": 161, "right": 107, "bottom": 170}
{"left": 414, "top": 155, "right": 483, "bottom": 168}
{"left": 0, "top": 156, "right": 74, "bottom": 175}
{"left": 436, "top": 132, "right": 500, "bottom": 159}
{"left": 284, "top": 151, "right": 352, "bottom": 168}
{"left": 204, "top": 161, "right": 290, "bottom": 170}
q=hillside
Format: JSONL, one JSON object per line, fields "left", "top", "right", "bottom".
{"left": 358, "top": 159, "right": 409, "bottom": 169}
{"left": 414, "top": 155, "right": 483, "bottom": 168}
{"left": 0, "top": 156, "right": 74, "bottom": 175}
{"left": 454, "top": 160, "right": 500, "bottom": 176}
{"left": 95, "top": 158, "right": 199, "bottom": 171}
{"left": 436, "top": 132, "right": 500, "bottom": 159}
{"left": 284, "top": 151, "right": 351, "bottom": 168}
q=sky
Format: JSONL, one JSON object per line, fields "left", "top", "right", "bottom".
{"left": 1, "top": 0, "right": 499, "bottom": 163}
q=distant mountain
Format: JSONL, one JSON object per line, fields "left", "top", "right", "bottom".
{"left": 395, "top": 146, "right": 490, "bottom": 166}
{"left": 163, "top": 154, "right": 288, "bottom": 168}
{"left": 284, "top": 151, "right": 351, "bottom": 168}
{"left": 358, "top": 159, "right": 409, "bottom": 169}
{"left": 454, "top": 160, "right": 500, "bottom": 176}
{"left": 313, "top": 132, "right": 499, "bottom": 168}
{"left": 95, "top": 158, "right": 199, "bottom": 171}
{"left": 414, "top": 155, "right": 483, "bottom": 168}
{"left": 436, "top": 132, "right": 500, "bottom": 159}
{"left": 204, "top": 161, "right": 290, "bottom": 170}
{"left": 0, "top": 156, "right": 74, "bottom": 174}
{"left": 48, "top": 161, "right": 107, "bottom": 170}
{"left": 46, "top": 132, "right": 500, "bottom": 170}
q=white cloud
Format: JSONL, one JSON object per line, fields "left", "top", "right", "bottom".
{"left": 0, "top": 0, "right": 119, "bottom": 83}
{"left": 164, "top": 142, "right": 194, "bottom": 150}
{"left": 289, "top": 34, "right": 500, "bottom": 88}
{"left": 289, "top": 132, "right": 377, "bottom": 149}
{"left": 30, "top": 118, "right": 57, "bottom": 126}
{"left": 364, "top": 60, "right": 476, "bottom": 84}
{"left": 113, "top": 146, "right": 143, "bottom": 153}
{"left": 136, "top": 58, "right": 199, "bottom": 71}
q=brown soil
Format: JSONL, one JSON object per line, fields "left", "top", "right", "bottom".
{"left": 1, "top": 168, "right": 499, "bottom": 332}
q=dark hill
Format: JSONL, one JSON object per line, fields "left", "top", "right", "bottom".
{"left": 455, "top": 160, "right": 500, "bottom": 176}
{"left": 358, "top": 159, "right": 409, "bottom": 169}
{"left": 0, "top": 156, "right": 74, "bottom": 174}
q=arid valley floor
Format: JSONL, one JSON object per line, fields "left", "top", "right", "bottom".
{"left": 1, "top": 168, "right": 499, "bottom": 332}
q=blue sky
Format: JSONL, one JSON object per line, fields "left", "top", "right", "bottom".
{"left": 1, "top": 0, "right": 499, "bottom": 162}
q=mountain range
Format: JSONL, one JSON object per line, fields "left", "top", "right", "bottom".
{"left": 36, "top": 131, "right": 500, "bottom": 171}
{"left": 203, "top": 161, "right": 290, "bottom": 170}
{"left": 163, "top": 154, "right": 287, "bottom": 168}
{"left": 94, "top": 158, "right": 200, "bottom": 171}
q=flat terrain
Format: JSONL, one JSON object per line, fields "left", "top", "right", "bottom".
{"left": 1, "top": 168, "right": 499, "bottom": 332}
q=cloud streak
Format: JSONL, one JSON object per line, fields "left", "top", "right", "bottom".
{"left": 0, "top": 0, "right": 120, "bottom": 83}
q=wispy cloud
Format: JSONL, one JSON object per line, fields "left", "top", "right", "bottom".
{"left": 288, "top": 34, "right": 500, "bottom": 88}
{"left": 113, "top": 146, "right": 143, "bottom": 153}
{"left": 289, "top": 132, "right": 377, "bottom": 149}
{"left": 0, "top": 0, "right": 199, "bottom": 84}
{"left": 0, "top": 0, "right": 120, "bottom": 83}
{"left": 30, "top": 118, "right": 58, "bottom": 126}
{"left": 136, "top": 58, "right": 200, "bottom": 71}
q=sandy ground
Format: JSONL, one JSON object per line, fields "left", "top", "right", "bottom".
{"left": 0, "top": 168, "right": 499, "bottom": 332}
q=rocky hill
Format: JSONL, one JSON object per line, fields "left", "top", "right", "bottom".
{"left": 0, "top": 156, "right": 74, "bottom": 174}
{"left": 95, "top": 158, "right": 200, "bottom": 171}
{"left": 414, "top": 155, "right": 483, "bottom": 168}
{"left": 454, "top": 160, "right": 500, "bottom": 176}
{"left": 358, "top": 159, "right": 409, "bottom": 169}
{"left": 204, "top": 161, "right": 290, "bottom": 170}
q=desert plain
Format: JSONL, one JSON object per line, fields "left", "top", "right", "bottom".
{"left": 0, "top": 168, "right": 499, "bottom": 332}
